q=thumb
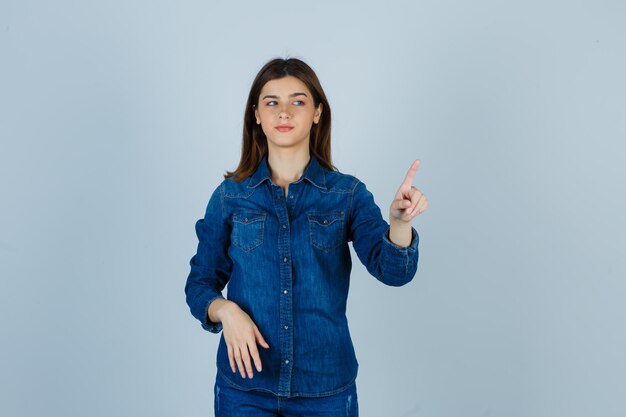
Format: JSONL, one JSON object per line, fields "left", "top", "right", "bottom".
{"left": 254, "top": 326, "right": 270, "bottom": 349}
{"left": 393, "top": 197, "right": 411, "bottom": 211}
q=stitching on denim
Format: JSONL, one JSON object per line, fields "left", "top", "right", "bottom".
{"left": 318, "top": 189, "right": 352, "bottom": 194}
{"left": 219, "top": 182, "right": 226, "bottom": 222}
{"left": 217, "top": 366, "right": 358, "bottom": 398}
{"left": 223, "top": 183, "right": 258, "bottom": 198}
{"left": 232, "top": 212, "right": 266, "bottom": 252}
{"left": 307, "top": 211, "right": 344, "bottom": 252}
{"left": 347, "top": 178, "right": 359, "bottom": 222}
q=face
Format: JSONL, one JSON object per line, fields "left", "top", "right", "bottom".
{"left": 254, "top": 75, "right": 322, "bottom": 153}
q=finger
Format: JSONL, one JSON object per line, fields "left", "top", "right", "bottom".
{"left": 415, "top": 198, "right": 429, "bottom": 215}
{"left": 393, "top": 197, "right": 411, "bottom": 212}
{"left": 252, "top": 326, "right": 269, "bottom": 372}
{"left": 400, "top": 159, "right": 420, "bottom": 188}
{"left": 239, "top": 342, "right": 254, "bottom": 378}
{"left": 227, "top": 344, "right": 236, "bottom": 373}
{"left": 411, "top": 196, "right": 428, "bottom": 216}
{"left": 407, "top": 189, "right": 424, "bottom": 215}
{"left": 233, "top": 346, "right": 246, "bottom": 378}
{"left": 254, "top": 326, "right": 270, "bottom": 349}
{"left": 248, "top": 341, "right": 263, "bottom": 373}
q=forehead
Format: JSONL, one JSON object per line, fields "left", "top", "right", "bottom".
{"left": 259, "top": 75, "right": 312, "bottom": 97}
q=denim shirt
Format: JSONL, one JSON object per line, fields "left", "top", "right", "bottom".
{"left": 185, "top": 154, "right": 420, "bottom": 397}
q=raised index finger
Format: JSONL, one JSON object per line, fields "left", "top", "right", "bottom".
{"left": 401, "top": 159, "right": 421, "bottom": 188}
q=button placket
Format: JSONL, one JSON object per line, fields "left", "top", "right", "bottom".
{"left": 271, "top": 183, "right": 294, "bottom": 395}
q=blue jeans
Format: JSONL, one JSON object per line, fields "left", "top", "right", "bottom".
{"left": 214, "top": 371, "right": 359, "bottom": 417}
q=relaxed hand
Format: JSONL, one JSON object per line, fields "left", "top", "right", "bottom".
{"left": 219, "top": 301, "right": 270, "bottom": 379}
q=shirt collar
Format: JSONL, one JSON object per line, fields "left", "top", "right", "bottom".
{"left": 247, "top": 153, "right": 327, "bottom": 190}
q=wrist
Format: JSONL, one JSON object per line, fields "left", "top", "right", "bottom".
{"left": 208, "top": 298, "right": 233, "bottom": 323}
{"left": 389, "top": 215, "right": 412, "bottom": 228}
{"left": 388, "top": 219, "right": 413, "bottom": 248}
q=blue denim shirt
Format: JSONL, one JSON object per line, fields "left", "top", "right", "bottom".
{"left": 185, "top": 154, "right": 420, "bottom": 397}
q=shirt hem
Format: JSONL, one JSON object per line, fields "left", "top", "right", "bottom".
{"left": 216, "top": 366, "right": 358, "bottom": 398}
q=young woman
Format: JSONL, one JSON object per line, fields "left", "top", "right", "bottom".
{"left": 185, "top": 57, "right": 428, "bottom": 417}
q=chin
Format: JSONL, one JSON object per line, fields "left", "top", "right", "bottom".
{"left": 268, "top": 138, "right": 309, "bottom": 150}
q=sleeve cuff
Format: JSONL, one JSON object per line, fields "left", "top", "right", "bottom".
{"left": 379, "top": 226, "right": 420, "bottom": 286}
{"left": 382, "top": 225, "right": 419, "bottom": 253}
{"left": 201, "top": 295, "right": 225, "bottom": 334}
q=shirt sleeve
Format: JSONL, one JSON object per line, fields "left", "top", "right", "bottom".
{"left": 184, "top": 181, "right": 232, "bottom": 333}
{"left": 348, "top": 179, "right": 419, "bottom": 286}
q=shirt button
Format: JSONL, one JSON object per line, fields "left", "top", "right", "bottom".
{"left": 289, "top": 195, "right": 294, "bottom": 199}
{"left": 285, "top": 360, "right": 289, "bottom": 364}
{"left": 282, "top": 225, "right": 287, "bottom": 229}
{"left": 323, "top": 219, "right": 328, "bottom": 224}
{"left": 283, "top": 290, "right": 288, "bottom": 294}
{"left": 284, "top": 325, "right": 289, "bottom": 330}
{"left": 283, "top": 257, "right": 288, "bottom": 262}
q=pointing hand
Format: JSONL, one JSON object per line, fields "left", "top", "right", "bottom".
{"left": 389, "top": 159, "right": 429, "bottom": 222}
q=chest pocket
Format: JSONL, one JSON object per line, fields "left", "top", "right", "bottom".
{"left": 231, "top": 211, "right": 267, "bottom": 252}
{"left": 307, "top": 210, "right": 345, "bottom": 252}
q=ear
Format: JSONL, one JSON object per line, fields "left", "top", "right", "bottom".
{"left": 253, "top": 104, "right": 260, "bottom": 125}
{"left": 313, "top": 103, "right": 323, "bottom": 124}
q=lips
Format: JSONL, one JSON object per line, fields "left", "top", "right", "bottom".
{"left": 275, "top": 125, "right": 294, "bottom": 132}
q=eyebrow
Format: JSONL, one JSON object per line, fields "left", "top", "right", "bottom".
{"left": 261, "top": 92, "right": 308, "bottom": 100}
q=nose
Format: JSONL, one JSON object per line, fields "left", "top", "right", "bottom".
{"left": 278, "top": 104, "right": 290, "bottom": 119}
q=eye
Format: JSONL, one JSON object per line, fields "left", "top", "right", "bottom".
{"left": 264, "top": 99, "right": 305, "bottom": 107}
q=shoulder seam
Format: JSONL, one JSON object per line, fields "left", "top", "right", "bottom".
{"left": 219, "top": 182, "right": 226, "bottom": 222}
{"left": 347, "top": 178, "right": 361, "bottom": 222}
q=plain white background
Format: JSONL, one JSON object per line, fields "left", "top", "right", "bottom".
{"left": 1, "top": 1, "right": 625, "bottom": 416}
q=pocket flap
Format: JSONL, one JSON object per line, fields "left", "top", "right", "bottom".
{"left": 233, "top": 211, "right": 266, "bottom": 224}
{"left": 306, "top": 211, "right": 345, "bottom": 226}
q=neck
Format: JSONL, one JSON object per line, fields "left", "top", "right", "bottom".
{"left": 267, "top": 148, "right": 311, "bottom": 185}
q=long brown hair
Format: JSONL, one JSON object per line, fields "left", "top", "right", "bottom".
{"left": 224, "top": 57, "right": 336, "bottom": 181}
